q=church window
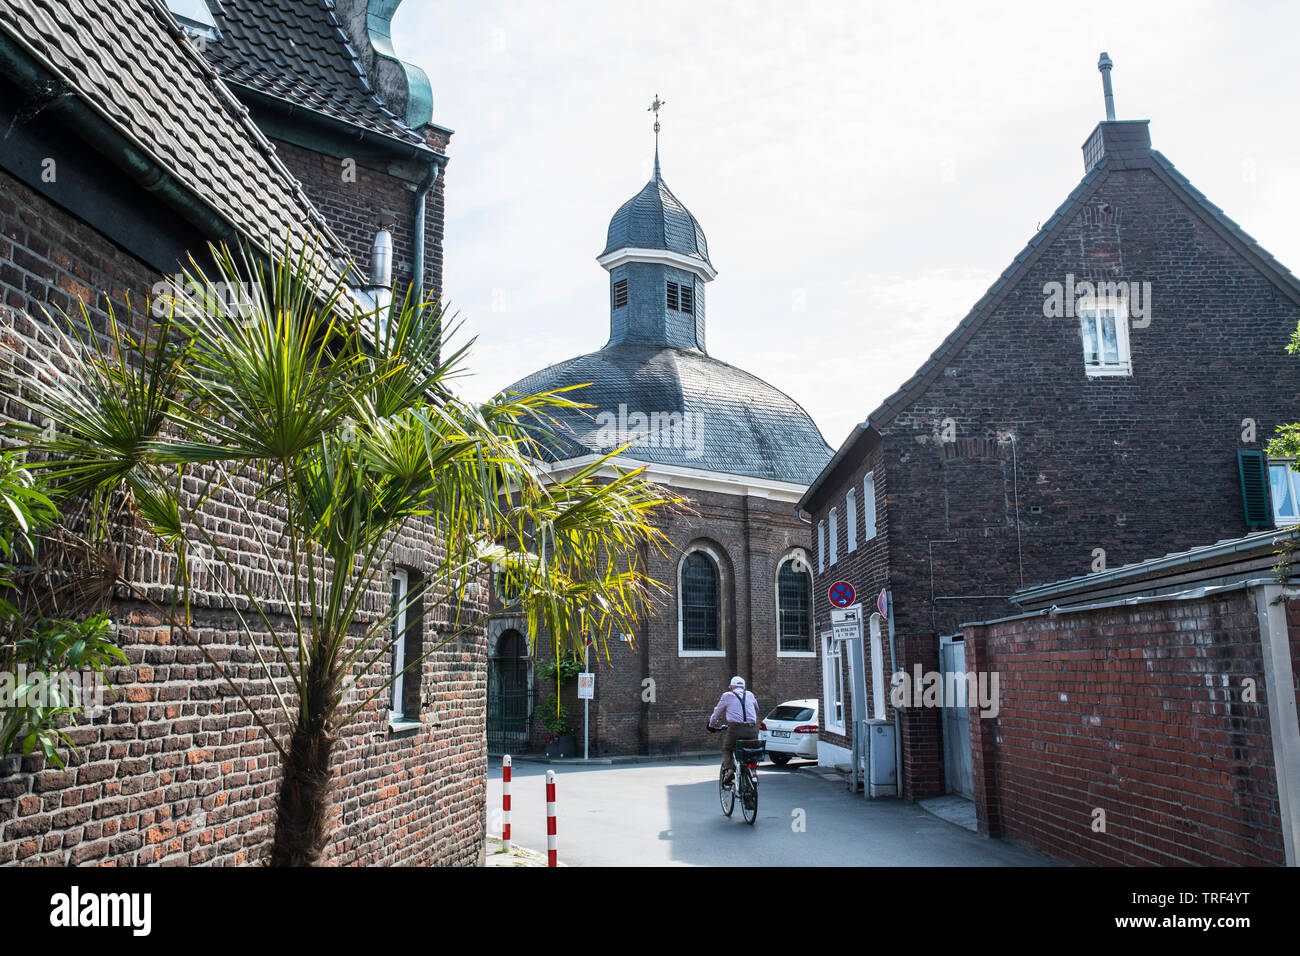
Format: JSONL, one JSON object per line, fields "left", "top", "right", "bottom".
{"left": 777, "top": 555, "right": 812, "bottom": 654}
{"left": 613, "top": 279, "right": 628, "bottom": 309}
{"left": 666, "top": 282, "right": 680, "bottom": 311}
{"left": 679, "top": 283, "right": 693, "bottom": 316}
{"left": 679, "top": 548, "right": 722, "bottom": 653}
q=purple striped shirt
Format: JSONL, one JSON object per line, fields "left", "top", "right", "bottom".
{"left": 710, "top": 689, "right": 758, "bottom": 726}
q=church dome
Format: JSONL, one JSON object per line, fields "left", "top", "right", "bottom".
{"left": 505, "top": 343, "right": 831, "bottom": 484}
{"left": 600, "top": 167, "right": 712, "bottom": 268}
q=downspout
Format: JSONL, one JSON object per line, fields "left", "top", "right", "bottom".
{"left": 412, "top": 161, "right": 439, "bottom": 303}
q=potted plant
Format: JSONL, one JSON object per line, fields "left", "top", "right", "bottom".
{"left": 536, "top": 693, "right": 575, "bottom": 759}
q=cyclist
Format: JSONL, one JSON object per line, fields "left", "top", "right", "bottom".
{"left": 708, "top": 676, "right": 759, "bottom": 786}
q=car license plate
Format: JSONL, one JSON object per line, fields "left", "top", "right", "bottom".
{"left": 772, "top": 730, "right": 790, "bottom": 738}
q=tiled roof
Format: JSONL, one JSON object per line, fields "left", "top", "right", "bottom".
{"left": 506, "top": 343, "right": 831, "bottom": 484}
{"left": 0, "top": 0, "right": 351, "bottom": 273}
{"left": 602, "top": 169, "right": 712, "bottom": 266}
{"left": 205, "top": 0, "right": 426, "bottom": 148}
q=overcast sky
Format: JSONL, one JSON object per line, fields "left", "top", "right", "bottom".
{"left": 394, "top": 0, "right": 1300, "bottom": 450}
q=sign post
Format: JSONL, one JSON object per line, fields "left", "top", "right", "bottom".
{"left": 831, "top": 601, "right": 869, "bottom": 795}
{"left": 579, "top": 630, "right": 593, "bottom": 761}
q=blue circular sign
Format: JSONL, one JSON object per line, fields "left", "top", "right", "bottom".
{"left": 828, "top": 581, "right": 856, "bottom": 608}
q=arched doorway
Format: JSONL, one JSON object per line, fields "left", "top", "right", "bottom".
{"left": 487, "top": 629, "right": 530, "bottom": 754}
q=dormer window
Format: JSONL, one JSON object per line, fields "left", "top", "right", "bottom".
{"left": 166, "top": 0, "right": 221, "bottom": 39}
{"left": 1080, "top": 299, "right": 1131, "bottom": 376}
{"left": 613, "top": 279, "right": 628, "bottom": 310}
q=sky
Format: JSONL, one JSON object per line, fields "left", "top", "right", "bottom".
{"left": 393, "top": 0, "right": 1300, "bottom": 450}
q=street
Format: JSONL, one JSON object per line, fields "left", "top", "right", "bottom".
{"left": 486, "top": 757, "right": 1053, "bottom": 866}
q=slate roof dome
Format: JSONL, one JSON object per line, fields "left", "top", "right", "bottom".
{"left": 505, "top": 148, "right": 830, "bottom": 484}
{"left": 506, "top": 344, "right": 831, "bottom": 484}
{"left": 600, "top": 163, "right": 712, "bottom": 268}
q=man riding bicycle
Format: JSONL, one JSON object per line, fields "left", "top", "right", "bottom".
{"left": 708, "top": 676, "right": 759, "bottom": 786}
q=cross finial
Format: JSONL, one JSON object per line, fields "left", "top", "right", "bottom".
{"left": 1098, "top": 52, "right": 1116, "bottom": 121}
{"left": 648, "top": 94, "right": 666, "bottom": 179}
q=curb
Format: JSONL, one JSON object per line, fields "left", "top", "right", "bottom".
{"left": 483, "top": 836, "right": 567, "bottom": 867}
{"left": 492, "top": 751, "right": 718, "bottom": 766}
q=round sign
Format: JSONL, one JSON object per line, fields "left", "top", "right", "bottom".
{"left": 828, "top": 581, "right": 856, "bottom": 608}
{"left": 877, "top": 588, "right": 889, "bottom": 619}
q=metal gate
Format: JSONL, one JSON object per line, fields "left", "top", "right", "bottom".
{"left": 939, "top": 635, "right": 973, "bottom": 799}
{"left": 487, "top": 631, "right": 530, "bottom": 755}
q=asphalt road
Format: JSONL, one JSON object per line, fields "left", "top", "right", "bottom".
{"left": 486, "top": 756, "right": 1052, "bottom": 866}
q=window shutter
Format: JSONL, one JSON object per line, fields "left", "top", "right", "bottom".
{"left": 1237, "top": 450, "right": 1273, "bottom": 528}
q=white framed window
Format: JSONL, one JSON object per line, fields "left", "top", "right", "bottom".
{"left": 678, "top": 543, "right": 726, "bottom": 656}
{"left": 828, "top": 507, "right": 838, "bottom": 565}
{"left": 776, "top": 551, "right": 814, "bottom": 656}
{"left": 863, "top": 472, "right": 877, "bottom": 540}
{"left": 869, "top": 614, "right": 886, "bottom": 720}
{"left": 1079, "top": 299, "right": 1132, "bottom": 376}
{"left": 1270, "top": 460, "right": 1300, "bottom": 525}
{"left": 846, "top": 488, "right": 857, "bottom": 552}
{"left": 390, "top": 569, "right": 409, "bottom": 720}
{"left": 821, "top": 632, "right": 846, "bottom": 735}
{"left": 817, "top": 520, "right": 825, "bottom": 573}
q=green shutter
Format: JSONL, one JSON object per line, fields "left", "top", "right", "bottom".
{"left": 1237, "top": 450, "right": 1273, "bottom": 528}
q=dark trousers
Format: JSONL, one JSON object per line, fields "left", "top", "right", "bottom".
{"left": 721, "top": 722, "right": 758, "bottom": 775}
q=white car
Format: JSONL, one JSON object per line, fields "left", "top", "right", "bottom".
{"left": 758, "top": 699, "right": 819, "bottom": 765}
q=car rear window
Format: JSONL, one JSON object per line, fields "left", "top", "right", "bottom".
{"left": 768, "top": 706, "right": 814, "bottom": 722}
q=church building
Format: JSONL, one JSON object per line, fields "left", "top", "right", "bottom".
{"left": 489, "top": 128, "right": 832, "bottom": 757}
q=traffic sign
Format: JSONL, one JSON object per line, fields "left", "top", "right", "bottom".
{"left": 877, "top": 588, "right": 889, "bottom": 620}
{"left": 828, "top": 581, "right": 856, "bottom": 608}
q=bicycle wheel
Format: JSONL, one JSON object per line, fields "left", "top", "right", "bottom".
{"left": 741, "top": 767, "right": 758, "bottom": 825}
{"left": 719, "top": 765, "right": 735, "bottom": 816}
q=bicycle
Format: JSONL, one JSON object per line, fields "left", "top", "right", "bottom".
{"left": 709, "top": 723, "right": 764, "bottom": 825}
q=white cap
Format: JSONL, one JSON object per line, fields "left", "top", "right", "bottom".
{"left": 730, "top": 676, "right": 745, "bottom": 689}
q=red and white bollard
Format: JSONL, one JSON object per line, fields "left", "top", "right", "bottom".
{"left": 502, "top": 755, "right": 512, "bottom": 851}
{"left": 545, "top": 769, "right": 557, "bottom": 867}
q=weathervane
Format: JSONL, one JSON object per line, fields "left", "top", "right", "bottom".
{"left": 648, "top": 94, "right": 666, "bottom": 178}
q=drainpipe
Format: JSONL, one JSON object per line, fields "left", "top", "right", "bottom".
{"left": 412, "top": 161, "right": 440, "bottom": 303}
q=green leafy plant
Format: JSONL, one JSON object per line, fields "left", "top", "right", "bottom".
{"left": 534, "top": 693, "right": 571, "bottom": 739}
{"left": 0, "top": 612, "right": 124, "bottom": 768}
{"left": 0, "top": 451, "right": 123, "bottom": 768}
{"left": 537, "top": 655, "right": 582, "bottom": 684}
{"left": 15, "top": 239, "right": 675, "bottom": 865}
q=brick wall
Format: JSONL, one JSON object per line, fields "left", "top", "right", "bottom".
{"left": 0, "top": 169, "right": 487, "bottom": 866}
{"left": 511, "top": 485, "right": 818, "bottom": 756}
{"left": 963, "top": 592, "right": 1287, "bottom": 866}
{"left": 808, "top": 158, "right": 1300, "bottom": 800}
{"left": 271, "top": 127, "right": 449, "bottom": 301}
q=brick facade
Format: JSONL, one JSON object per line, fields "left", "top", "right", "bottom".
{"left": 804, "top": 126, "right": 1300, "bottom": 801}
{"left": 963, "top": 592, "right": 1291, "bottom": 866}
{"left": 1, "top": 163, "right": 487, "bottom": 865}
{"left": 496, "top": 483, "right": 819, "bottom": 757}
{"left": 271, "top": 127, "right": 450, "bottom": 300}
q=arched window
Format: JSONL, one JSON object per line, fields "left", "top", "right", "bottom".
{"left": 817, "top": 521, "right": 826, "bottom": 572}
{"left": 777, "top": 556, "right": 812, "bottom": 654}
{"left": 846, "top": 488, "right": 857, "bottom": 552}
{"left": 680, "top": 550, "right": 721, "bottom": 653}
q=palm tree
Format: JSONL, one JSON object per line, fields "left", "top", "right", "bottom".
{"left": 14, "top": 241, "right": 674, "bottom": 866}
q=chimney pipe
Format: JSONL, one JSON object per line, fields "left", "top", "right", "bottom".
{"left": 1098, "top": 52, "right": 1116, "bottom": 121}
{"left": 370, "top": 227, "right": 393, "bottom": 289}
